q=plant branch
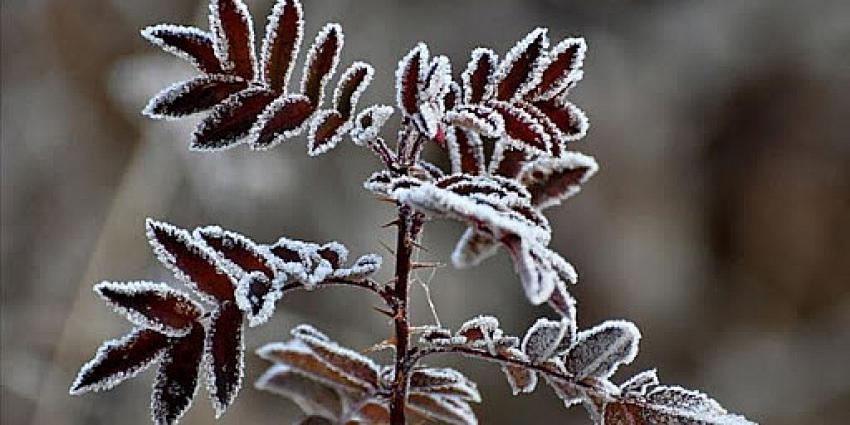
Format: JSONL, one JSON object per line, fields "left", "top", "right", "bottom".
{"left": 280, "top": 278, "right": 394, "bottom": 307}
{"left": 389, "top": 204, "right": 418, "bottom": 424}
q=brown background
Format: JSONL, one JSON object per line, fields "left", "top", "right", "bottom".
{"left": 2, "top": 0, "right": 849, "bottom": 424}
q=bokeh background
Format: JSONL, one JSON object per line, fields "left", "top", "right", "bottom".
{"left": 2, "top": 0, "right": 849, "bottom": 424}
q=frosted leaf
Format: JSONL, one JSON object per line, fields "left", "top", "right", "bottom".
{"left": 291, "top": 324, "right": 331, "bottom": 342}
{"left": 351, "top": 399, "right": 391, "bottom": 424}
{"left": 267, "top": 237, "right": 315, "bottom": 284}
{"left": 193, "top": 225, "right": 282, "bottom": 283}
{"left": 94, "top": 281, "right": 202, "bottom": 337}
{"left": 533, "top": 98, "right": 589, "bottom": 143}
{"left": 350, "top": 104, "right": 394, "bottom": 146}
{"left": 462, "top": 48, "right": 498, "bottom": 104}
{"left": 492, "top": 28, "right": 548, "bottom": 101}
{"left": 548, "top": 282, "right": 577, "bottom": 345}
{"left": 396, "top": 43, "right": 429, "bottom": 115}
{"left": 445, "top": 105, "right": 505, "bottom": 139}
{"left": 234, "top": 271, "right": 282, "bottom": 327}
{"left": 143, "top": 75, "right": 248, "bottom": 120}
{"left": 70, "top": 328, "right": 168, "bottom": 395}
{"left": 257, "top": 340, "right": 372, "bottom": 392}
{"left": 255, "top": 364, "right": 343, "bottom": 421}
{"left": 503, "top": 237, "right": 558, "bottom": 305}
{"left": 521, "top": 317, "right": 569, "bottom": 363}
{"left": 317, "top": 242, "right": 348, "bottom": 268}
{"left": 260, "top": 0, "right": 304, "bottom": 92}
{"left": 249, "top": 94, "right": 314, "bottom": 150}
{"left": 146, "top": 219, "right": 237, "bottom": 303}
{"left": 407, "top": 393, "right": 478, "bottom": 425}
{"left": 293, "top": 326, "right": 380, "bottom": 389}
{"left": 488, "top": 142, "right": 529, "bottom": 178}
{"left": 141, "top": 24, "right": 223, "bottom": 74}
{"left": 209, "top": 0, "right": 256, "bottom": 80}
{"left": 531, "top": 37, "right": 586, "bottom": 101}
{"left": 457, "top": 315, "right": 501, "bottom": 353}
{"left": 413, "top": 160, "right": 446, "bottom": 180}
{"left": 519, "top": 152, "right": 598, "bottom": 209}
{"left": 603, "top": 386, "right": 757, "bottom": 425}
{"left": 415, "top": 101, "right": 443, "bottom": 139}
{"left": 620, "top": 369, "right": 659, "bottom": 396}
{"left": 333, "top": 62, "right": 374, "bottom": 119}
{"left": 362, "top": 170, "right": 395, "bottom": 196}
{"left": 332, "top": 254, "right": 382, "bottom": 281}
{"left": 445, "top": 126, "right": 485, "bottom": 176}
{"left": 191, "top": 87, "right": 277, "bottom": 151}
{"left": 488, "top": 100, "right": 551, "bottom": 154}
{"left": 151, "top": 324, "right": 205, "bottom": 425}
{"left": 497, "top": 348, "right": 537, "bottom": 395}
{"left": 419, "top": 327, "right": 453, "bottom": 345}
{"left": 204, "top": 302, "right": 245, "bottom": 417}
{"left": 423, "top": 55, "right": 452, "bottom": 103}
{"left": 307, "top": 110, "right": 349, "bottom": 156}
{"left": 300, "top": 23, "right": 344, "bottom": 107}
{"left": 564, "top": 320, "right": 641, "bottom": 380}
{"left": 410, "top": 367, "right": 481, "bottom": 402}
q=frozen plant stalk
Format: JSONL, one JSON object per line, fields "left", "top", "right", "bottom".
{"left": 70, "top": 1, "right": 756, "bottom": 424}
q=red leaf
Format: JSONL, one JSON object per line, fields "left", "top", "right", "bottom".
{"left": 261, "top": 0, "right": 304, "bottom": 92}
{"left": 210, "top": 0, "right": 256, "bottom": 80}
{"left": 446, "top": 127, "right": 485, "bottom": 175}
{"left": 192, "top": 87, "right": 277, "bottom": 151}
{"left": 530, "top": 37, "right": 586, "bottom": 101}
{"left": 95, "top": 282, "right": 202, "bottom": 337}
{"left": 205, "top": 302, "right": 245, "bottom": 417}
{"left": 146, "top": 219, "right": 237, "bottom": 302}
{"left": 396, "top": 44, "right": 428, "bottom": 115}
{"left": 443, "top": 81, "right": 461, "bottom": 111}
{"left": 141, "top": 25, "right": 223, "bottom": 74}
{"left": 70, "top": 328, "right": 169, "bottom": 395}
{"left": 462, "top": 48, "right": 497, "bottom": 104}
{"left": 489, "top": 101, "right": 550, "bottom": 154}
{"left": 494, "top": 28, "right": 548, "bottom": 101}
{"left": 301, "top": 24, "right": 344, "bottom": 107}
{"left": 250, "top": 94, "right": 314, "bottom": 150}
{"left": 532, "top": 99, "right": 589, "bottom": 142}
{"left": 152, "top": 325, "right": 205, "bottom": 425}
{"left": 307, "top": 110, "right": 347, "bottom": 156}
{"left": 519, "top": 154, "right": 598, "bottom": 209}
{"left": 143, "top": 75, "right": 248, "bottom": 119}
{"left": 333, "top": 62, "right": 374, "bottom": 119}
{"left": 489, "top": 142, "right": 530, "bottom": 178}
{"left": 193, "top": 226, "right": 277, "bottom": 279}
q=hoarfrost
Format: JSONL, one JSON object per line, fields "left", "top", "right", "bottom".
{"left": 70, "top": 328, "right": 168, "bottom": 395}
{"left": 461, "top": 48, "right": 498, "bottom": 104}
{"left": 209, "top": 0, "right": 257, "bottom": 80}
{"left": 94, "top": 281, "right": 202, "bottom": 337}
{"left": 141, "top": 24, "right": 223, "bottom": 74}
{"left": 520, "top": 317, "right": 569, "bottom": 363}
{"left": 300, "top": 23, "right": 344, "bottom": 107}
{"left": 260, "top": 0, "right": 304, "bottom": 92}
{"left": 564, "top": 320, "right": 641, "bottom": 380}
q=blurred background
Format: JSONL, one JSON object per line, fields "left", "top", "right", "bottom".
{"left": 2, "top": 0, "right": 849, "bottom": 424}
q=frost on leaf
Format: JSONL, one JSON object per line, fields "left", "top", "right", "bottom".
{"left": 94, "top": 282, "right": 202, "bottom": 337}
{"left": 146, "top": 219, "right": 237, "bottom": 303}
{"left": 488, "top": 142, "right": 529, "bottom": 178}
{"left": 204, "top": 302, "right": 245, "bottom": 417}
{"left": 152, "top": 324, "right": 205, "bottom": 425}
{"left": 350, "top": 105, "right": 394, "bottom": 146}
{"left": 193, "top": 225, "right": 280, "bottom": 282}
{"left": 445, "top": 127, "right": 486, "bottom": 175}
{"left": 493, "top": 28, "right": 548, "bottom": 101}
{"left": 191, "top": 87, "right": 277, "bottom": 151}
{"left": 70, "top": 328, "right": 168, "bottom": 395}
{"left": 488, "top": 101, "right": 551, "bottom": 154}
{"left": 533, "top": 98, "right": 589, "bottom": 143}
{"left": 396, "top": 43, "right": 428, "bottom": 115}
{"left": 209, "top": 0, "right": 256, "bottom": 80}
{"left": 143, "top": 75, "right": 248, "bottom": 120}
{"left": 620, "top": 369, "right": 659, "bottom": 396}
{"left": 249, "top": 94, "right": 315, "bottom": 150}
{"left": 409, "top": 367, "right": 481, "bottom": 402}
{"left": 457, "top": 315, "right": 501, "bottom": 352}
{"left": 564, "top": 320, "right": 640, "bottom": 380}
{"left": 293, "top": 325, "right": 380, "bottom": 390}
{"left": 530, "top": 37, "right": 586, "bottom": 101}
{"left": 261, "top": 0, "right": 304, "bottom": 92}
{"left": 520, "top": 317, "right": 569, "bottom": 363}
{"left": 141, "top": 25, "right": 223, "bottom": 74}
{"left": 451, "top": 227, "right": 498, "bottom": 268}
{"left": 540, "top": 360, "right": 583, "bottom": 409}
{"left": 307, "top": 110, "right": 348, "bottom": 156}
{"left": 446, "top": 105, "right": 505, "bottom": 139}
{"left": 604, "top": 386, "right": 757, "bottom": 425}
{"left": 519, "top": 153, "right": 598, "bottom": 209}
{"left": 497, "top": 348, "right": 538, "bottom": 395}
{"left": 503, "top": 237, "right": 576, "bottom": 305}
{"left": 332, "top": 254, "right": 382, "bottom": 281}
{"left": 334, "top": 62, "right": 374, "bottom": 119}
{"left": 407, "top": 393, "right": 478, "bottom": 425}
{"left": 462, "top": 48, "right": 497, "bottom": 104}
{"left": 300, "top": 24, "right": 344, "bottom": 107}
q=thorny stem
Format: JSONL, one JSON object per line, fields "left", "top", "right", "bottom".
{"left": 280, "top": 278, "right": 394, "bottom": 306}
{"left": 389, "top": 204, "right": 419, "bottom": 424}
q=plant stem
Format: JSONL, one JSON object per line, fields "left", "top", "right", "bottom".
{"left": 389, "top": 204, "right": 417, "bottom": 424}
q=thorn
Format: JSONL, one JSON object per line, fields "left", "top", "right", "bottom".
{"left": 362, "top": 338, "right": 396, "bottom": 354}
{"left": 381, "top": 219, "right": 401, "bottom": 228}
{"left": 373, "top": 306, "right": 395, "bottom": 318}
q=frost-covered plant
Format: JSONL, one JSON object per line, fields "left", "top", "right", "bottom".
{"left": 70, "top": 1, "right": 755, "bottom": 424}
